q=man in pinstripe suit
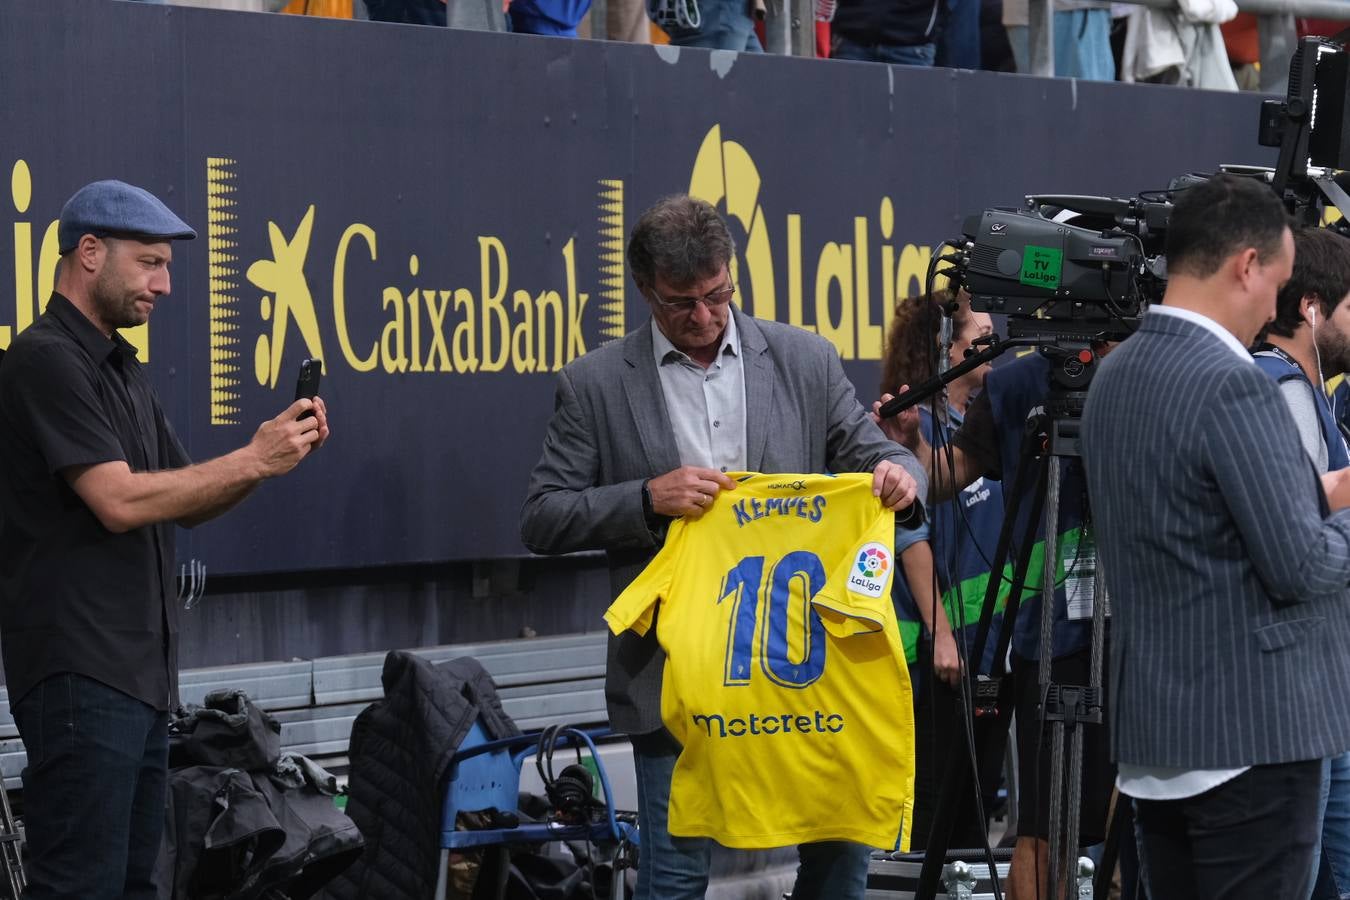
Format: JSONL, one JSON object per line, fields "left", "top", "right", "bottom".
{"left": 1081, "top": 174, "right": 1350, "bottom": 900}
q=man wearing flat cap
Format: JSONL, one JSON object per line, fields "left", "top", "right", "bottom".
{"left": 0, "top": 180, "right": 332, "bottom": 900}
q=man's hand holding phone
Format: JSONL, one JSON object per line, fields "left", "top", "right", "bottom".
{"left": 247, "top": 359, "right": 331, "bottom": 477}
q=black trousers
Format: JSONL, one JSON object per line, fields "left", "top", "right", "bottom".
{"left": 13, "top": 673, "right": 168, "bottom": 900}
{"left": 1133, "top": 760, "right": 1323, "bottom": 900}
{"left": 909, "top": 638, "right": 1005, "bottom": 852}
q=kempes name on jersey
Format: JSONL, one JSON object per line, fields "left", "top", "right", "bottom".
{"left": 732, "top": 493, "right": 826, "bottom": 526}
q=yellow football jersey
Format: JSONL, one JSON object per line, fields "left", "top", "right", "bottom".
{"left": 606, "top": 472, "right": 915, "bottom": 850}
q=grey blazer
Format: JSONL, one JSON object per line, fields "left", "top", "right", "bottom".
{"left": 1081, "top": 311, "right": 1350, "bottom": 768}
{"left": 521, "top": 306, "right": 924, "bottom": 735}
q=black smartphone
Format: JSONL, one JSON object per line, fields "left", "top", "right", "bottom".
{"left": 295, "top": 358, "right": 322, "bottom": 420}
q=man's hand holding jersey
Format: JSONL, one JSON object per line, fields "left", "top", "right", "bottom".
{"left": 649, "top": 466, "right": 737, "bottom": 519}
{"left": 872, "top": 459, "right": 918, "bottom": 512}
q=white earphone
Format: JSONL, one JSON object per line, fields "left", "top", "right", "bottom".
{"left": 1310, "top": 306, "right": 1319, "bottom": 327}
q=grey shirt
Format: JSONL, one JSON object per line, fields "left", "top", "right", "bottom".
{"left": 651, "top": 315, "right": 748, "bottom": 473}
{"left": 1278, "top": 378, "right": 1331, "bottom": 474}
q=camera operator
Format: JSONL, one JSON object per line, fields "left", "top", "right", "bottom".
{"left": 877, "top": 289, "right": 1006, "bottom": 850}
{"left": 1081, "top": 174, "right": 1350, "bottom": 900}
{"left": 875, "top": 339, "right": 1115, "bottom": 900}
{"left": 1252, "top": 225, "right": 1350, "bottom": 899}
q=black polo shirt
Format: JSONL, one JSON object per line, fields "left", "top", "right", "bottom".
{"left": 0, "top": 293, "right": 189, "bottom": 710}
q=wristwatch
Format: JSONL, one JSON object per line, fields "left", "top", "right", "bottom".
{"left": 641, "top": 478, "right": 656, "bottom": 522}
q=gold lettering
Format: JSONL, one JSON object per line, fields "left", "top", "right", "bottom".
{"left": 332, "top": 224, "right": 378, "bottom": 372}
{"left": 815, "top": 242, "right": 854, "bottom": 359}
{"left": 380, "top": 286, "right": 408, "bottom": 373}
{"left": 14, "top": 223, "right": 30, "bottom": 334}
{"left": 854, "top": 216, "right": 880, "bottom": 361}
{"left": 426, "top": 290, "right": 453, "bottom": 372}
{"left": 786, "top": 214, "right": 809, "bottom": 330}
{"left": 897, "top": 244, "right": 931, "bottom": 303}
{"left": 406, "top": 289, "right": 427, "bottom": 372}
{"left": 536, "top": 289, "right": 563, "bottom": 372}
{"left": 511, "top": 289, "right": 536, "bottom": 373}
{"left": 452, "top": 287, "right": 478, "bottom": 373}
{"left": 563, "top": 238, "right": 588, "bottom": 364}
{"left": 479, "top": 236, "right": 510, "bottom": 373}
{"left": 9, "top": 160, "right": 32, "bottom": 349}
{"left": 879, "top": 198, "right": 897, "bottom": 340}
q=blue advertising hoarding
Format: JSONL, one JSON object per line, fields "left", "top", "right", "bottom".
{"left": 0, "top": 0, "right": 1273, "bottom": 573}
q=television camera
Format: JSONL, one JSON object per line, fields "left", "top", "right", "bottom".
{"left": 881, "top": 33, "right": 1350, "bottom": 424}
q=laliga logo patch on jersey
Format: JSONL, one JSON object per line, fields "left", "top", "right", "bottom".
{"left": 848, "top": 542, "right": 890, "bottom": 598}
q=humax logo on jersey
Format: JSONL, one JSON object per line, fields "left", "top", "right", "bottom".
{"left": 848, "top": 542, "right": 891, "bottom": 598}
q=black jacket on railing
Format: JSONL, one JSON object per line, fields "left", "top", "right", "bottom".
{"left": 324, "top": 651, "right": 521, "bottom": 900}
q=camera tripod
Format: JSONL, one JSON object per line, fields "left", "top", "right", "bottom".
{"left": 885, "top": 339, "right": 1111, "bottom": 900}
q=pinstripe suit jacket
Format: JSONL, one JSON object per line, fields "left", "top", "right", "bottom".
{"left": 1081, "top": 310, "right": 1350, "bottom": 768}
{"left": 520, "top": 306, "right": 923, "bottom": 735}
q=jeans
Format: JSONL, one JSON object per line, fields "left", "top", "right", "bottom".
{"left": 936, "top": 0, "right": 981, "bottom": 69}
{"left": 631, "top": 729, "right": 871, "bottom": 900}
{"left": 662, "top": 0, "right": 763, "bottom": 52}
{"left": 12, "top": 674, "right": 169, "bottom": 900}
{"left": 1323, "top": 752, "right": 1350, "bottom": 898}
{"left": 831, "top": 34, "right": 936, "bottom": 66}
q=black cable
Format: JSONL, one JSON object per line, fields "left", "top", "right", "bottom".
{"left": 914, "top": 257, "right": 1003, "bottom": 899}
{"left": 939, "top": 434, "right": 1002, "bottom": 898}
{"left": 937, "top": 416, "right": 1003, "bottom": 900}
{"left": 921, "top": 260, "right": 947, "bottom": 864}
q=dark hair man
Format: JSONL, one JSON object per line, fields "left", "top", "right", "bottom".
{"left": 0, "top": 180, "right": 331, "bottom": 900}
{"left": 1081, "top": 174, "right": 1350, "bottom": 900}
{"left": 521, "top": 193, "right": 924, "bottom": 900}
{"left": 1252, "top": 225, "right": 1350, "bottom": 897}
{"left": 1255, "top": 227, "right": 1350, "bottom": 472}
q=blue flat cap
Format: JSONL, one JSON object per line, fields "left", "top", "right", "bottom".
{"left": 58, "top": 180, "right": 197, "bottom": 254}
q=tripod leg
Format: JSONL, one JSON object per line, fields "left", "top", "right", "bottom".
{"left": 1047, "top": 718, "right": 1067, "bottom": 899}
{"left": 0, "top": 779, "right": 23, "bottom": 898}
{"left": 915, "top": 443, "right": 1051, "bottom": 900}
{"left": 972, "top": 414, "right": 1051, "bottom": 677}
{"left": 1064, "top": 721, "right": 1086, "bottom": 898}
{"left": 1038, "top": 457, "right": 1067, "bottom": 899}
{"left": 1037, "top": 459, "right": 1062, "bottom": 696}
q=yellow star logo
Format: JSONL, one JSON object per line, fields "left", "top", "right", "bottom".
{"left": 247, "top": 205, "right": 325, "bottom": 388}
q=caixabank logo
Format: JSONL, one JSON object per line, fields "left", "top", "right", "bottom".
{"left": 202, "top": 158, "right": 629, "bottom": 425}
{"left": 202, "top": 125, "right": 944, "bottom": 424}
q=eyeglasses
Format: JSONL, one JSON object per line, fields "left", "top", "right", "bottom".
{"left": 647, "top": 283, "right": 737, "bottom": 312}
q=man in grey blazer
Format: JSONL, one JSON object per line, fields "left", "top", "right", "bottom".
{"left": 521, "top": 194, "right": 925, "bottom": 900}
{"left": 1081, "top": 174, "right": 1350, "bottom": 900}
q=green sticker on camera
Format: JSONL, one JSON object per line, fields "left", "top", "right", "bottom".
{"left": 1020, "top": 245, "right": 1063, "bottom": 289}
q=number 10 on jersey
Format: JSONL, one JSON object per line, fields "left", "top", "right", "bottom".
{"left": 719, "top": 551, "right": 827, "bottom": 690}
